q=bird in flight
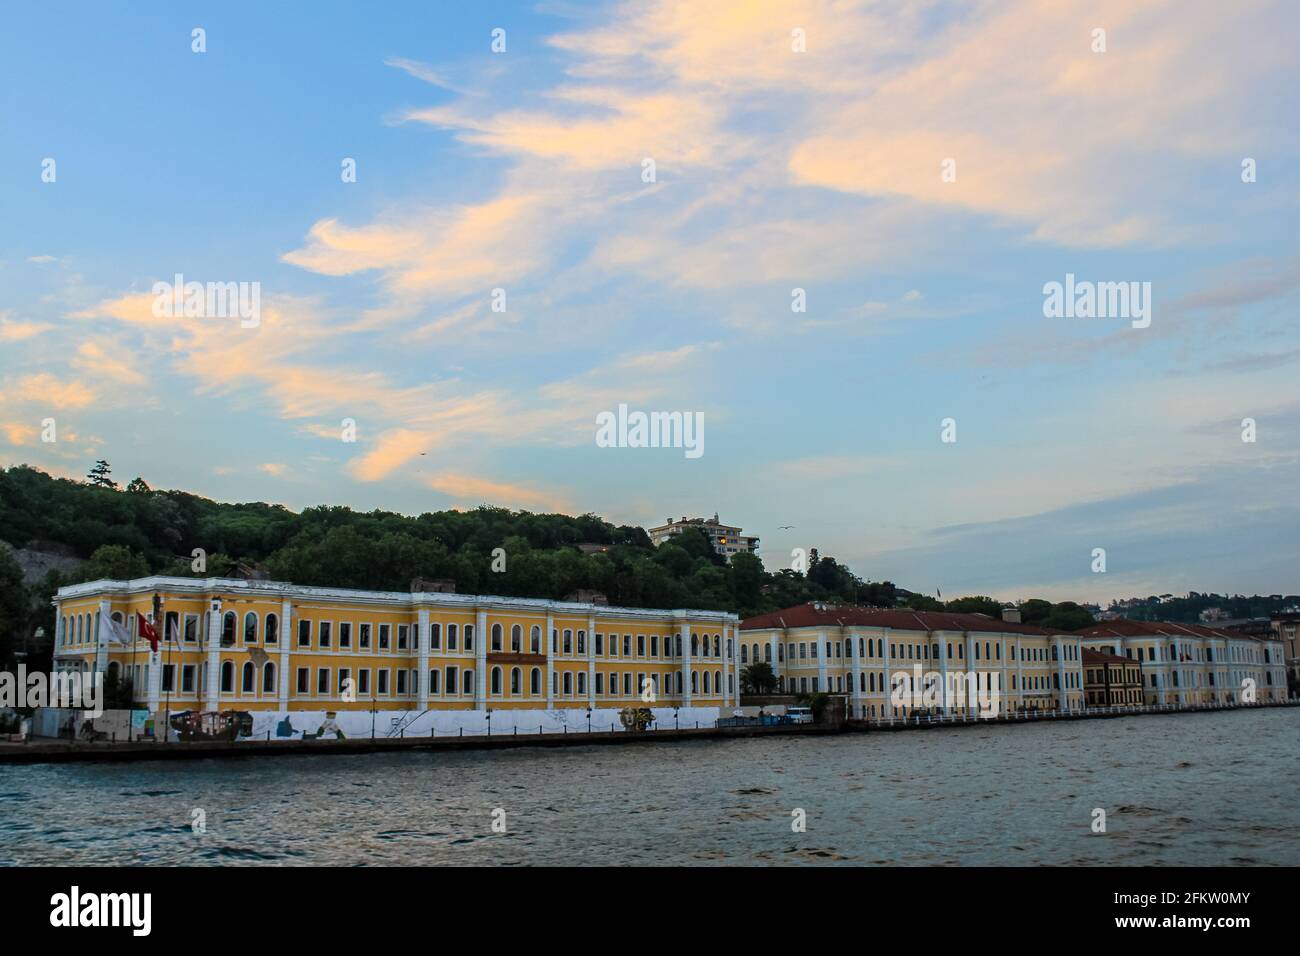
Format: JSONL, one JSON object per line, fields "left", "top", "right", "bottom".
{"left": 778, "top": 525, "right": 794, "bottom": 530}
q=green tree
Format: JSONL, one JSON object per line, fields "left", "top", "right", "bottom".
{"left": 741, "top": 660, "right": 777, "bottom": 695}
{"left": 86, "top": 460, "right": 117, "bottom": 489}
{"left": 70, "top": 545, "right": 149, "bottom": 584}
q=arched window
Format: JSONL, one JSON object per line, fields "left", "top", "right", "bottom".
{"left": 491, "top": 666, "right": 502, "bottom": 695}
{"left": 530, "top": 668, "right": 541, "bottom": 695}
{"left": 577, "top": 629, "right": 585, "bottom": 655}
{"left": 244, "top": 612, "right": 258, "bottom": 643}
{"left": 511, "top": 667, "right": 521, "bottom": 694}
{"left": 242, "top": 661, "right": 255, "bottom": 693}
{"left": 530, "top": 626, "right": 541, "bottom": 654}
{"left": 715, "top": 670, "right": 721, "bottom": 692}
{"left": 220, "top": 661, "right": 234, "bottom": 693}
{"left": 263, "top": 662, "right": 276, "bottom": 693}
{"left": 691, "top": 671, "right": 699, "bottom": 693}
{"left": 221, "top": 611, "right": 236, "bottom": 647}
{"left": 713, "top": 635, "right": 720, "bottom": 656}
{"left": 107, "top": 661, "right": 120, "bottom": 679}
{"left": 741, "top": 644, "right": 749, "bottom": 663}
{"left": 491, "top": 623, "right": 503, "bottom": 651}
{"left": 703, "top": 671, "right": 711, "bottom": 694}
{"left": 265, "top": 613, "right": 279, "bottom": 644}
{"left": 691, "top": 635, "right": 699, "bottom": 656}
{"left": 511, "top": 624, "right": 522, "bottom": 652}
{"left": 111, "top": 610, "right": 124, "bottom": 624}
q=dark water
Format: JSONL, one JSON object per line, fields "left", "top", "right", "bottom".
{"left": 2, "top": 708, "right": 1297, "bottom": 866}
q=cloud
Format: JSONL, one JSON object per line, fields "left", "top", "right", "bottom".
{"left": 2, "top": 423, "right": 36, "bottom": 445}
{"left": 425, "top": 472, "right": 569, "bottom": 512}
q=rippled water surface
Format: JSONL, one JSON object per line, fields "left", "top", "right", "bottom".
{"left": 2, "top": 708, "right": 1297, "bottom": 865}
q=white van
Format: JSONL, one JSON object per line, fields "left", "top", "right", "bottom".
{"left": 786, "top": 706, "right": 813, "bottom": 725}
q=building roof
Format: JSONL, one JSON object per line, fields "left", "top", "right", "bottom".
{"left": 740, "top": 602, "right": 1057, "bottom": 636}
{"left": 1076, "top": 618, "right": 1278, "bottom": 644}
{"left": 1082, "top": 647, "right": 1130, "bottom": 665}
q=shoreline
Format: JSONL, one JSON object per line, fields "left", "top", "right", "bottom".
{"left": 1, "top": 700, "right": 1294, "bottom": 765}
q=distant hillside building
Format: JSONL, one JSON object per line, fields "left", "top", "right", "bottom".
{"left": 648, "top": 514, "right": 758, "bottom": 561}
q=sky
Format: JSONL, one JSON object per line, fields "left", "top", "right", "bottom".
{"left": 2, "top": 0, "right": 1298, "bottom": 605}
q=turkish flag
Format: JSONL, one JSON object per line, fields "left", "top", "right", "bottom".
{"left": 137, "top": 612, "right": 159, "bottom": 654}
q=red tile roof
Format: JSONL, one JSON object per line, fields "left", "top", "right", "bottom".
{"left": 1076, "top": 619, "right": 1279, "bottom": 643}
{"left": 1082, "top": 647, "right": 1130, "bottom": 665}
{"left": 739, "top": 603, "right": 1057, "bottom": 636}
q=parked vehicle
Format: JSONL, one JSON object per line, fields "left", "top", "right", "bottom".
{"left": 786, "top": 706, "right": 814, "bottom": 724}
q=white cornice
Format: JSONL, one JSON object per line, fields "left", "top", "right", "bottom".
{"left": 53, "top": 576, "right": 738, "bottom": 624}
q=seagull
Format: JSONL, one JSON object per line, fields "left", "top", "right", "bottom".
{"left": 778, "top": 525, "right": 794, "bottom": 530}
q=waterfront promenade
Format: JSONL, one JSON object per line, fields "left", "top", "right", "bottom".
{"left": 1, "top": 699, "right": 1292, "bottom": 765}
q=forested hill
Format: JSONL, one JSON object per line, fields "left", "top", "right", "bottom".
{"left": 0, "top": 464, "right": 900, "bottom": 620}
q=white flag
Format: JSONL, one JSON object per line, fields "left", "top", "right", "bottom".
{"left": 102, "top": 617, "right": 130, "bottom": 645}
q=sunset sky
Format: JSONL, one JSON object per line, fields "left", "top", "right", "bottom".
{"left": 2, "top": 0, "right": 1298, "bottom": 603}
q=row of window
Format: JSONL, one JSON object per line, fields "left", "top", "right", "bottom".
{"left": 115, "top": 660, "right": 733, "bottom": 699}
{"left": 741, "top": 637, "right": 1082, "bottom": 665}
{"left": 60, "top": 611, "right": 731, "bottom": 661}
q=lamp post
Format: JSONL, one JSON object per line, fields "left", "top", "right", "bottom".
{"left": 486, "top": 708, "right": 492, "bottom": 737}
{"left": 586, "top": 707, "right": 591, "bottom": 734}
{"left": 370, "top": 697, "right": 377, "bottom": 739}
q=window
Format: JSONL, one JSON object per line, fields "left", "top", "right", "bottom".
{"left": 448, "top": 624, "right": 458, "bottom": 650}
{"left": 462, "top": 669, "right": 474, "bottom": 695}
{"left": 511, "top": 625, "right": 522, "bottom": 652}
{"left": 263, "top": 662, "right": 276, "bottom": 694}
{"left": 359, "top": 623, "right": 371, "bottom": 649}
{"left": 563, "top": 629, "right": 572, "bottom": 654}
{"left": 377, "top": 669, "right": 390, "bottom": 695}
{"left": 220, "top": 661, "right": 234, "bottom": 693}
{"left": 338, "top": 668, "right": 351, "bottom": 696}
{"left": 162, "top": 665, "right": 176, "bottom": 693}
{"left": 244, "top": 612, "right": 258, "bottom": 643}
{"left": 563, "top": 672, "right": 572, "bottom": 695}
{"left": 596, "top": 672, "right": 604, "bottom": 695}
{"left": 463, "top": 624, "right": 473, "bottom": 652}
{"left": 319, "top": 621, "right": 331, "bottom": 648}
{"left": 339, "top": 622, "right": 351, "bottom": 648}
{"left": 530, "top": 667, "right": 542, "bottom": 695}
{"left": 298, "top": 619, "right": 312, "bottom": 648}
{"left": 221, "top": 612, "right": 236, "bottom": 646}
{"left": 596, "top": 632, "right": 604, "bottom": 655}
{"left": 446, "top": 666, "right": 458, "bottom": 694}
{"left": 430, "top": 622, "right": 441, "bottom": 649}
{"left": 397, "top": 625, "right": 408, "bottom": 650}
{"left": 429, "top": 669, "right": 439, "bottom": 694}
{"left": 530, "top": 625, "right": 541, "bottom": 654}
{"left": 491, "top": 667, "right": 503, "bottom": 695}
{"left": 378, "top": 624, "right": 390, "bottom": 650}
{"left": 241, "top": 662, "right": 255, "bottom": 693}
{"left": 623, "top": 634, "right": 631, "bottom": 656}
{"left": 182, "top": 665, "right": 195, "bottom": 693}
{"left": 184, "top": 614, "right": 199, "bottom": 643}
{"left": 492, "top": 624, "right": 503, "bottom": 651}
{"left": 651, "top": 635, "right": 659, "bottom": 656}
{"left": 318, "top": 668, "right": 330, "bottom": 694}
{"left": 358, "top": 669, "right": 370, "bottom": 696}
{"left": 578, "top": 672, "right": 587, "bottom": 695}
{"left": 397, "top": 669, "right": 408, "bottom": 695}
{"left": 578, "top": 630, "right": 586, "bottom": 655}
{"left": 511, "top": 667, "right": 521, "bottom": 694}
{"left": 637, "top": 634, "right": 645, "bottom": 657}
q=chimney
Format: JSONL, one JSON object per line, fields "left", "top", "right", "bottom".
{"left": 1002, "top": 605, "right": 1021, "bottom": 624}
{"left": 411, "top": 577, "right": 456, "bottom": 594}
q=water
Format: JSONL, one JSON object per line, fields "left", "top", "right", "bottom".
{"left": 2, "top": 708, "right": 1297, "bottom": 866}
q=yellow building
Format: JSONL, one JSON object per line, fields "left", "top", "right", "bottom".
{"left": 739, "top": 603, "right": 1086, "bottom": 718}
{"left": 52, "top": 577, "right": 740, "bottom": 720}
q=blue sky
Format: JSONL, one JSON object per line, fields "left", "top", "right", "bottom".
{"left": 2, "top": 0, "right": 1298, "bottom": 604}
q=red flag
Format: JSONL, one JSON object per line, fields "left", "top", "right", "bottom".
{"left": 137, "top": 612, "right": 159, "bottom": 653}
